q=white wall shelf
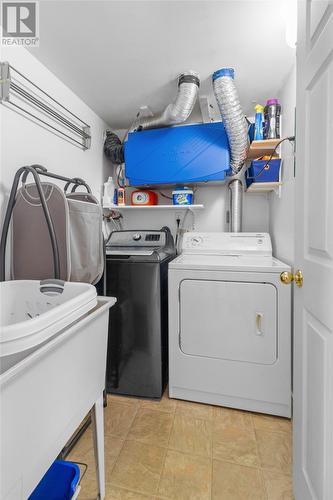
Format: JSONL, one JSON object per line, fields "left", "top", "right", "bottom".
{"left": 247, "top": 139, "right": 281, "bottom": 160}
{"left": 103, "top": 204, "right": 204, "bottom": 210}
{"left": 246, "top": 182, "right": 282, "bottom": 196}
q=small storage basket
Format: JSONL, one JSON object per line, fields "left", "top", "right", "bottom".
{"left": 246, "top": 158, "right": 281, "bottom": 188}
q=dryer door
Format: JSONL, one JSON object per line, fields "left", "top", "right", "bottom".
{"left": 179, "top": 280, "right": 277, "bottom": 364}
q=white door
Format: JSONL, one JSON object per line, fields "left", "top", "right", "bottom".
{"left": 294, "top": 1, "right": 333, "bottom": 499}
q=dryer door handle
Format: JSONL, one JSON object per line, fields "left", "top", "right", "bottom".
{"left": 256, "top": 313, "right": 264, "bottom": 335}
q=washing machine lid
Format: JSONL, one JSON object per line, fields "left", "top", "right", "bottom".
{"left": 180, "top": 232, "right": 272, "bottom": 256}
{"left": 169, "top": 254, "right": 290, "bottom": 272}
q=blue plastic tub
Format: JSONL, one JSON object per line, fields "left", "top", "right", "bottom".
{"left": 246, "top": 158, "right": 281, "bottom": 188}
{"left": 28, "top": 460, "right": 80, "bottom": 500}
{"left": 125, "top": 122, "right": 230, "bottom": 186}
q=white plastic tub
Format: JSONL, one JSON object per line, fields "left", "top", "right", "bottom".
{"left": 0, "top": 280, "right": 97, "bottom": 371}
{"left": 0, "top": 283, "right": 116, "bottom": 500}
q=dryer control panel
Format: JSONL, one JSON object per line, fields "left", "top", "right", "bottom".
{"left": 182, "top": 232, "right": 272, "bottom": 256}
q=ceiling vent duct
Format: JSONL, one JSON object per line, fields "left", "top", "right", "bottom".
{"left": 104, "top": 71, "right": 200, "bottom": 165}
{"left": 104, "top": 131, "right": 124, "bottom": 165}
{"left": 212, "top": 68, "right": 248, "bottom": 175}
{"left": 213, "top": 68, "right": 248, "bottom": 232}
{"left": 131, "top": 71, "right": 200, "bottom": 131}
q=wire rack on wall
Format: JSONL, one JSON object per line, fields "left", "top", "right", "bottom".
{"left": 0, "top": 61, "right": 91, "bottom": 150}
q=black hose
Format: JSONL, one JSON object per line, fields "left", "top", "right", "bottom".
{"left": 0, "top": 166, "right": 61, "bottom": 281}
{"left": 104, "top": 131, "right": 124, "bottom": 165}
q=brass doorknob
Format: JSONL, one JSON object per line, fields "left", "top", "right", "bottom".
{"left": 280, "top": 270, "right": 304, "bottom": 287}
{"left": 280, "top": 272, "right": 294, "bottom": 284}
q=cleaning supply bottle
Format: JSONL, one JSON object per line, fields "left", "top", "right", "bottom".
{"left": 254, "top": 104, "right": 264, "bottom": 140}
{"left": 102, "top": 177, "right": 116, "bottom": 207}
{"left": 117, "top": 187, "right": 126, "bottom": 206}
{"left": 264, "top": 99, "right": 281, "bottom": 139}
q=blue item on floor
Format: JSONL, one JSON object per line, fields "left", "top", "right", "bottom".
{"left": 125, "top": 122, "right": 230, "bottom": 185}
{"left": 246, "top": 158, "right": 281, "bottom": 188}
{"left": 28, "top": 460, "right": 80, "bottom": 500}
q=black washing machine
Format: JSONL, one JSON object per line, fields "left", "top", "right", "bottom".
{"left": 105, "top": 227, "right": 175, "bottom": 399}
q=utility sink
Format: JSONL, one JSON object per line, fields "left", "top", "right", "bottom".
{"left": 0, "top": 280, "right": 116, "bottom": 500}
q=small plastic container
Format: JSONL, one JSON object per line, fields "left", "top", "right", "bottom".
{"left": 131, "top": 190, "right": 158, "bottom": 205}
{"left": 172, "top": 187, "right": 193, "bottom": 205}
{"left": 102, "top": 177, "right": 116, "bottom": 208}
{"left": 28, "top": 460, "right": 80, "bottom": 500}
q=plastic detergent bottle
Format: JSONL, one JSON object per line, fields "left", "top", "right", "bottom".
{"left": 254, "top": 104, "right": 264, "bottom": 140}
{"left": 102, "top": 177, "right": 116, "bottom": 207}
{"left": 264, "top": 99, "right": 281, "bottom": 139}
{"left": 117, "top": 187, "right": 126, "bottom": 206}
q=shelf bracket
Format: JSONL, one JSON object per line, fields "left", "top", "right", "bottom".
{"left": 199, "top": 95, "right": 215, "bottom": 123}
{"left": 0, "top": 62, "right": 10, "bottom": 102}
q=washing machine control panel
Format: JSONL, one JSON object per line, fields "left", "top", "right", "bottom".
{"left": 182, "top": 232, "right": 272, "bottom": 256}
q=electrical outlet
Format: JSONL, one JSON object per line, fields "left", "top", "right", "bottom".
{"left": 175, "top": 211, "right": 183, "bottom": 222}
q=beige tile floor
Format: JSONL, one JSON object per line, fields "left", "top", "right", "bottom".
{"left": 68, "top": 390, "right": 293, "bottom": 500}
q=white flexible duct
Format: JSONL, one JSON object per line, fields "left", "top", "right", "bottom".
{"left": 213, "top": 68, "right": 248, "bottom": 232}
{"left": 212, "top": 68, "right": 248, "bottom": 174}
{"left": 131, "top": 71, "right": 200, "bottom": 131}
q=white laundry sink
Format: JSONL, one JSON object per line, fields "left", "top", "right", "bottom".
{"left": 0, "top": 280, "right": 116, "bottom": 500}
{"left": 0, "top": 280, "right": 98, "bottom": 370}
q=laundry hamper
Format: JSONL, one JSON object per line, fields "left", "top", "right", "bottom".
{"left": 10, "top": 181, "right": 104, "bottom": 284}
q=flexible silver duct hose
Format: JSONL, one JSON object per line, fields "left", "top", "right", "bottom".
{"left": 104, "top": 131, "right": 125, "bottom": 165}
{"left": 212, "top": 68, "right": 248, "bottom": 174}
{"left": 228, "top": 179, "right": 243, "bottom": 233}
{"left": 104, "top": 72, "right": 200, "bottom": 164}
{"left": 132, "top": 72, "right": 200, "bottom": 131}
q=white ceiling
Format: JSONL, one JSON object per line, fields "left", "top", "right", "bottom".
{"left": 32, "top": 0, "right": 295, "bottom": 129}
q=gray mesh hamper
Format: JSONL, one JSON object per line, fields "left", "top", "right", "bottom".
{"left": 11, "top": 182, "right": 104, "bottom": 284}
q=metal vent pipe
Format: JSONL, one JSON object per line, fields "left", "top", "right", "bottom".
{"left": 212, "top": 68, "right": 248, "bottom": 175}
{"left": 131, "top": 71, "right": 200, "bottom": 131}
{"left": 104, "top": 131, "right": 125, "bottom": 165}
{"left": 228, "top": 179, "right": 243, "bottom": 233}
{"left": 104, "top": 72, "right": 200, "bottom": 165}
{"left": 212, "top": 68, "right": 248, "bottom": 232}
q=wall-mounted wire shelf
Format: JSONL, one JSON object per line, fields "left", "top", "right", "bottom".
{"left": 0, "top": 61, "right": 91, "bottom": 150}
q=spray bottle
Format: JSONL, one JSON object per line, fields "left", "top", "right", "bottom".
{"left": 254, "top": 104, "right": 264, "bottom": 140}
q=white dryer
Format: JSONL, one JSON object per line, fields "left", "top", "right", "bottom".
{"left": 168, "top": 232, "right": 291, "bottom": 417}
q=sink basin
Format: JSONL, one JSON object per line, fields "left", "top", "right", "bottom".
{"left": 0, "top": 280, "right": 97, "bottom": 372}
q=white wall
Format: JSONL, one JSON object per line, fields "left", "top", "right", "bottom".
{"left": 117, "top": 184, "right": 269, "bottom": 237}
{"left": 269, "top": 65, "right": 296, "bottom": 265}
{"left": 0, "top": 47, "right": 271, "bottom": 253}
{"left": 0, "top": 47, "right": 110, "bottom": 220}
